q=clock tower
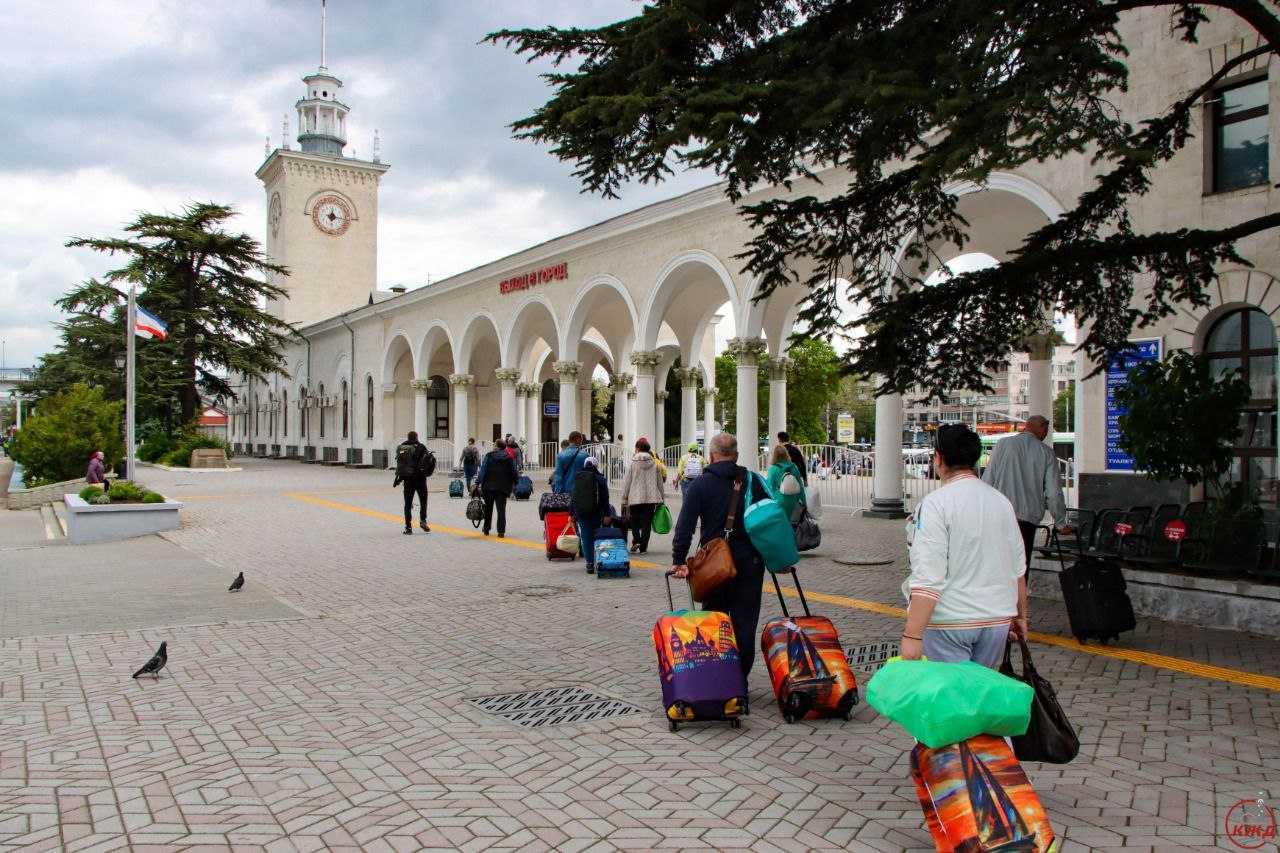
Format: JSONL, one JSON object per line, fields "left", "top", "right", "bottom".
{"left": 256, "top": 56, "right": 389, "bottom": 327}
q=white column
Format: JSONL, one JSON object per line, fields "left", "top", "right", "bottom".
{"left": 727, "top": 337, "right": 767, "bottom": 469}
{"left": 580, "top": 387, "right": 593, "bottom": 436}
{"left": 1027, "top": 333, "right": 1055, "bottom": 444}
{"left": 495, "top": 368, "right": 521, "bottom": 440}
{"left": 676, "top": 367, "right": 700, "bottom": 447}
{"left": 630, "top": 350, "right": 661, "bottom": 445}
{"left": 702, "top": 386, "right": 717, "bottom": 441}
{"left": 655, "top": 390, "right": 669, "bottom": 452}
{"left": 864, "top": 381, "right": 907, "bottom": 518}
{"left": 767, "top": 357, "right": 791, "bottom": 444}
{"left": 514, "top": 382, "right": 528, "bottom": 444}
{"left": 610, "top": 373, "right": 631, "bottom": 444}
{"left": 411, "top": 378, "right": 430, "bottom": 439}
{"left": 553, "top": 360, "right": 581, "bottom": 441}
{"left": 525, "top": 385, "right": 542, "bottom": 450}
{"left": 449, "top": 374, "right": 473, "bottom": 446}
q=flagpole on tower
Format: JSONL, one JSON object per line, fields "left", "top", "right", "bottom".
{"left": 320, "top": 0, "right": 327, "bottom": 70}
{"left": 126, "top": 286, "right": 137, "bottom": 482}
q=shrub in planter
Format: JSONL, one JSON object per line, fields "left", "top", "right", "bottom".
{"left": 78, "top": 485, "right": 102, "bottom": 501}
{"left": 88, "top": 493, "right": 112, "bottom": 505}
{"left": 106, "top": 481, "right": 145, "bottom": 502}
{"left": 141, "top": 491, "right": 166, "bottom": 503}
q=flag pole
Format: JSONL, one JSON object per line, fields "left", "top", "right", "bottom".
{"left": 126, "top": 286, "right": 137, "bottom": 482}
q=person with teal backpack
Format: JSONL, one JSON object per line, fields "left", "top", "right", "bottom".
{"left": 743, "top": 459, "right": 801, "bottom": 573}
{"left": 765, "top": 443, "right": 806, "bottom": 523}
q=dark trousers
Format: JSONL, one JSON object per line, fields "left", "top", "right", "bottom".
{"left": 403, "top": 476, "right": 428, "bottom": 525}
{"left": 702, "top": 563, "right": 765, "bottom": 680}
{"left": 1018, "top": 520, "right": 1038, "bottom": 570}
{"left": 483, "top": 491, "right": 508, "bottom": 535}
{"left": 628, "top": 503, "right": 656, "bottom": 551}
{"left": 575, "top": 513, "right": 601, "bottom": 567}
{"left": 463, "top": 462, "right": 477, "bottom": 492}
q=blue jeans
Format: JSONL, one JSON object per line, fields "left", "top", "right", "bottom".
{"left": 679, "top": 479, "right": 692, "bottom": 501}
{"left": 463, "top": 462, "right": 477, "bottom": 492}
{"left": 575, "top": 514, "right": 601, "bottom": 568}
{"left": 922, "top": 625, "right": 1010, "bottom": 669}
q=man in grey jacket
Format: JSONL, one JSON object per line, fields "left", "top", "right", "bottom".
{"left": 982, "top": 415, "right": 1073, "bottom": 568}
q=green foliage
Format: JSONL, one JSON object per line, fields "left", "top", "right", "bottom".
{"left": 714, "top": 339, "right": 843, "bottom": 443}
{"left": 141, "top": 491, "right": 165, "bottom": 504}
{"left": 106, "top": 480, "right": 145, "bottom": 501}
{"left": 138, "top": 433, "right": 176, "bottom": 463}
{"left": 158, "top": 429, "right": 232, "bottom": 467}
{"left": 78, "top": 486, "right": 102, "bottom": 501}
{"left": 46, "top": 202, "right": 292, "bottom": 426}
{"left": 491, "top": 3, "right": 1280, "bottom": 398}
{"left": 1053, "top": 381, "right": 1077, "bottom": 433}
{"left": 8, "top": 384, "right": 124, "bottom": 486}
{"left": 830, "top": 376, "right": 878, "bottom": 444}
{"left": 1115, "top": 351, "right": 1249, "bottom": 494}
{"left": 88, "top": 492, "right": 112, "bottom": 505}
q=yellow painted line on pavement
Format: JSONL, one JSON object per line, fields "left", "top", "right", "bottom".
{"left": 283, "top": 490, "right": 1280, "bottom": 692}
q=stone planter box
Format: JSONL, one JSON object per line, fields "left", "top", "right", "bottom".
{"left": 63, "top": 495, "right": 184, "bottom": 545}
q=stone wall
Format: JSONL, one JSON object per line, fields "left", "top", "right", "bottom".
{"left": 6, "top": 478, "right": 85, "bottom": 510}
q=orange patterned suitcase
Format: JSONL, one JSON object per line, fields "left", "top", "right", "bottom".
{"left": 760, "top": 568, "right": 858, "bottom": 722}
{"left": 910, "top": 734, "right": 1058, "bottom": 853}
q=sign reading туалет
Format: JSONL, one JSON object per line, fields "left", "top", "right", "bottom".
{"left": 1105, "top": 338, "right": 1161, "bottom": 471}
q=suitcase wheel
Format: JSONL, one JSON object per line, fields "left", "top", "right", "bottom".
{"left": 669, "top": 720, "right": 679, "bottom": 732}
{"left": 729, "top": 718, "right": 742, "bottom": 729}
{"left": 782, "top": 692, "right": 807, "bottom": 724}
{"left": 842, "top": 710, "right": 853, "bottom": 722}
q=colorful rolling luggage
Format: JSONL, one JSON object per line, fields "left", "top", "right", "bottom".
{"left": 539, "top": 491, "right": 572, "bottom": 519}
{"left": 448, "top": 478, "right": 465, "bottom": 498}
{"left": 910, "top": 734, "right": 1058, "bottom": 853}
{"left": 594, "top": 526, "right": 629, "bottom": 578}
{"left": 760, "top": 568, "right": 858, "bottom": 722}
{"left": 654, "top": 572, "right": 748, "bottom": 731}
{"left": 513, "top": 475, "right": 533, "bottom": 500}
{"left": 543, "top": 511, "right": 577, "bottom": 561}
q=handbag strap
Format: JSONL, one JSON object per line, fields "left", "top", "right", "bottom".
{"left": 724, "top": 469, "right": 745, "bottom": 536}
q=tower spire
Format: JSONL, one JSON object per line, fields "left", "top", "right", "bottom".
{"left": 320, "top": 0, "right": 327, "bottom": 71}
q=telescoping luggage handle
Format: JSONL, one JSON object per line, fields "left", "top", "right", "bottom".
{"left": 770, "top": 567, "right": 812, "bottom": 618}
{"left": 664, "top": 570, "right": 697, "bottom": 611}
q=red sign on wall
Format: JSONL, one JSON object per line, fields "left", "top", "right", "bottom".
{"left": 499, "top": 262, "right": 568, "bottom": 295}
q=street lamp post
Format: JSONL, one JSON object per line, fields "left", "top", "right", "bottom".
{"left": 123, "top": 288, "right": 137, "bottom": 480}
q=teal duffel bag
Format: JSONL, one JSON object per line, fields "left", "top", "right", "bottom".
{"left": 866, "top": 658, "right": 1033, "bottom": 748}
{"left": 743, "top": 472, "right": 800, "bottom": 573}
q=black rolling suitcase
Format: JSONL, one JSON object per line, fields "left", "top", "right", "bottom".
{"left": 1049, "top": 524, "right": 1136, "bottom": 644}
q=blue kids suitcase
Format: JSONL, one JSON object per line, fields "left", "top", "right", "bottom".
{"left": 448, "top": 478, "right": 465, "bottom": 498}
{"left": 513, "top": 475, "right": 533, "bottom": 500}
{"left": 594, "top": 526, "right": 630, "bottom": 578}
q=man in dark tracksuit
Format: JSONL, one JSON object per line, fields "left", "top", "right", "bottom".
{"left": 670, "top": 433, "right": 771, "bottom": 681}
{"left": 394, "top": 430, "right": 430, "bottom": 534}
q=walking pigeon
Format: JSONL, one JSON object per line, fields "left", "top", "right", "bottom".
{"left": 132, "top": 641, "right": 167, "bottom": 679}
{"left": 228, "top": 572, "right": 244, "bottom": 592}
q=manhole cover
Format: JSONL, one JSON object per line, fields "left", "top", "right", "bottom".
{"left": 846, "top": 641, "right": 899, "bottom": 672}
{"left": 507, "top": 585, "right": 571, "bottom": 598}
{"left": 468, "top": 686, "right": 644, "bottom": 728}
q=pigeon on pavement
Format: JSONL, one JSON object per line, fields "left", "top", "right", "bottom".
{"left": 228, "top": 572, "right": 244, "bottom": 592}
{"left": 132, "top": 641, "right": 167, "bottom": 679}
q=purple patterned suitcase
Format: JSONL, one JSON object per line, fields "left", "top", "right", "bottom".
{"left": 654, "top": 572, "right": 748, "bottom": 731}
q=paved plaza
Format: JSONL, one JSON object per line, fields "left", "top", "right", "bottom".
{"left": 1, "top": 459, "right": 1278, "bottom": 851}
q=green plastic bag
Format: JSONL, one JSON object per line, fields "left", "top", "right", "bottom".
{"left": 866, "top": 659, "right": 1033, "bottom": 748}
{"left": 743, "top": 472, "right": 800, "bottom": 573}
{"left": 652, "top": 503, "right": 672, "bottom": 535}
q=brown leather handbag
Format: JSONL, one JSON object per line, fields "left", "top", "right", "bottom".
{"left": 687, "top": 469, "right": 744, "bottom": 602}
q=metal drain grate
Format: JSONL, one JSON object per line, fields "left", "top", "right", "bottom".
{"left": 846, "top": 641, "right": 899, "bottom": 672}
{"left": 507, "top": 585, "right": 571, "bottom": 598}
{"left": 468, "top": 686, "right": 644, "bottom": 728}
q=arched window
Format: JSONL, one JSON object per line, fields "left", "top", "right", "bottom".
{"left": 300, "top": 388, "right": 308, "bottom": 439}
{"left": 282, "top": 389, "right": 288, "bottom": 437}
{"left": 267, "top": 392, "right": 274, "bottom": 437}
{"left": 1207, "top": 307, "right": 1277, "bottom": 505}
{"left": 366, "top": 376, "right": 374, "bottom": 438}
{"left": 254, "top": 394, "right": 260, "bottom": 436}
{"left": 341, "top": 381, "right": 350, "bottom": 439}
{"left": 318, "top": 383, "right": 326, "bottom": 438}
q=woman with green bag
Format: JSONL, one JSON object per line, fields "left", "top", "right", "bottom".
{"left": 619, "top": 438, "right": 665, "bottom": 554}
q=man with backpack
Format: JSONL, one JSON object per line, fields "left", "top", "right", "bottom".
{"left": 552, "top": 430, "right": 589, "bottom": 494}
{"left": 393, "top": 430, "right": 435, "bottom": 535}
{"left": 674, "top": 442, "right": 704, "bottom": 500}
{"left": 476, "top": 438, "right": 518, "bottom": 537}
{"left": 570, "top": 456, "right": 611, "bottom": 574}
{"left": 459, "top": 438, "right": 481, "bottom": 493}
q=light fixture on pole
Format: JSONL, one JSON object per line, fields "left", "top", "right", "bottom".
{"left": 125, "top": 287, "right": 137, "bottom": 481}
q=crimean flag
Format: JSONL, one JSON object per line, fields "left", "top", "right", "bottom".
{"left": 135, "top": 306, "right": 168, "bottom": 340}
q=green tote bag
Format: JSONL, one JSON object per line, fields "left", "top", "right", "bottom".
{"left": 652, "top": 503, "right": 673, "bottom": 535}
{"left": 743, "top": 471, "right": 800, "bottom": 573}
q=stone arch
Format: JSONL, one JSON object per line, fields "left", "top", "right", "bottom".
{"left": 456, "top": 310, "right": 504, "bottom": 375}
{"left": 639, "top": 250, "right": 741, "bottom": 355}
{"left": 1166, "top": 269, "right": 1280, "bottom": 353}
{"left": 381, "top": 330, "right": 416, "bottom": 385}
{"left": 505, "top": 294, "right": 561, "bottom": 375}
{"left": 416, "top": 321, "right": 456, "bottom": 378}
{"left": 562, "top": 274, "right": 639, "bottom": 361}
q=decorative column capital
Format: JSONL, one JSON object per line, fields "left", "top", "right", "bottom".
{"left": 656, "top": 390, "right": 670, "bottom": 402}
{"left": 629, "top": 349, "right": 663, "bottom": 375}
{"left": 494, "top": 367, "right": 522, "bottom": 388}
{"left": 517, "top": 381, "right": 541, "bottom": 396}
{"left": 448, "top": 373, "right": 475, "bottom": 388}
{"left": 609, "top": 372, "right": 632, "bottom": 394}
{"left": 514, "top": 383, "right": 528, "bottom": 399}
{"left": 1023, "top": 331, "right": 1058, "bottom": 361}
{"left": 674, "top": 366, "right": 703, "bottom": 387}
{"left": 552, "top": 360, "right": 582, "bottom": 382}
{"left": 725, "top": 337, "right": 768, "bottom": 365}
{"left": 766, "top": 357, "right": 793, "bottom": 381}
{"left": 701, "top": 386, "right": 719, "bottom": 402}
{"left": 410, "top": 378, "right": 432, "bottom": 393}
{"left": 627, "top": 387, "right": 637, "bottom": 401}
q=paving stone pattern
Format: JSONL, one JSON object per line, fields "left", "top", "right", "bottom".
{"left": 0, "top": 458, "right": 1276, "bottom": 851}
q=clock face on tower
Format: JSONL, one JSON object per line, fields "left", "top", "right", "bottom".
{"left": 269, "top": 193, "right": 282, "bottom": 237}
{"left": 311, "top": 195, "right": 352, "bottom": 236}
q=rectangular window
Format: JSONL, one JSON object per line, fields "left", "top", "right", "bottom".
{"left": 1213, "top": 78, "right": 1269, "bottom": 192}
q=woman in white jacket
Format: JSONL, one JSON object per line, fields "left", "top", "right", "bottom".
{"left": 619, "top": 438, "right": 665, "bottom": 554}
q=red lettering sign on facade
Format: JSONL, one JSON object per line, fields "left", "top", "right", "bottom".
{"left": 499, "top": 262, "right": 569, "bottom": 295}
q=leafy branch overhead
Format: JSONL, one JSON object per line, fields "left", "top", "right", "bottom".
{"left": 490, "top": 1, "right": 1279, "bottom": 398}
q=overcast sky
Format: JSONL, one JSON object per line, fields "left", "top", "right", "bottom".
{"left": 0, "top": 0, "right": 721, "bottom": 369}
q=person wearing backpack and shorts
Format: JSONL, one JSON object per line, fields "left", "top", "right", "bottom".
{"left": 459, "top": 438, "right": 480, "bottom": 493}
{"left": 393, "top": 430, "right": 434, "bottom": 535}
{"left": 570, "top": 457, "right": 611, "bottom": 574}
{"left": 674, "top": 442, "right": 704, "bottom": 501}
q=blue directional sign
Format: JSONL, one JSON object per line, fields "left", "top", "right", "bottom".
{"left": 543, "top": 403, "right": 560, "bottom": 416}
{"left": 1105, "top": 338, "right": 1162, "bottom": 471}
